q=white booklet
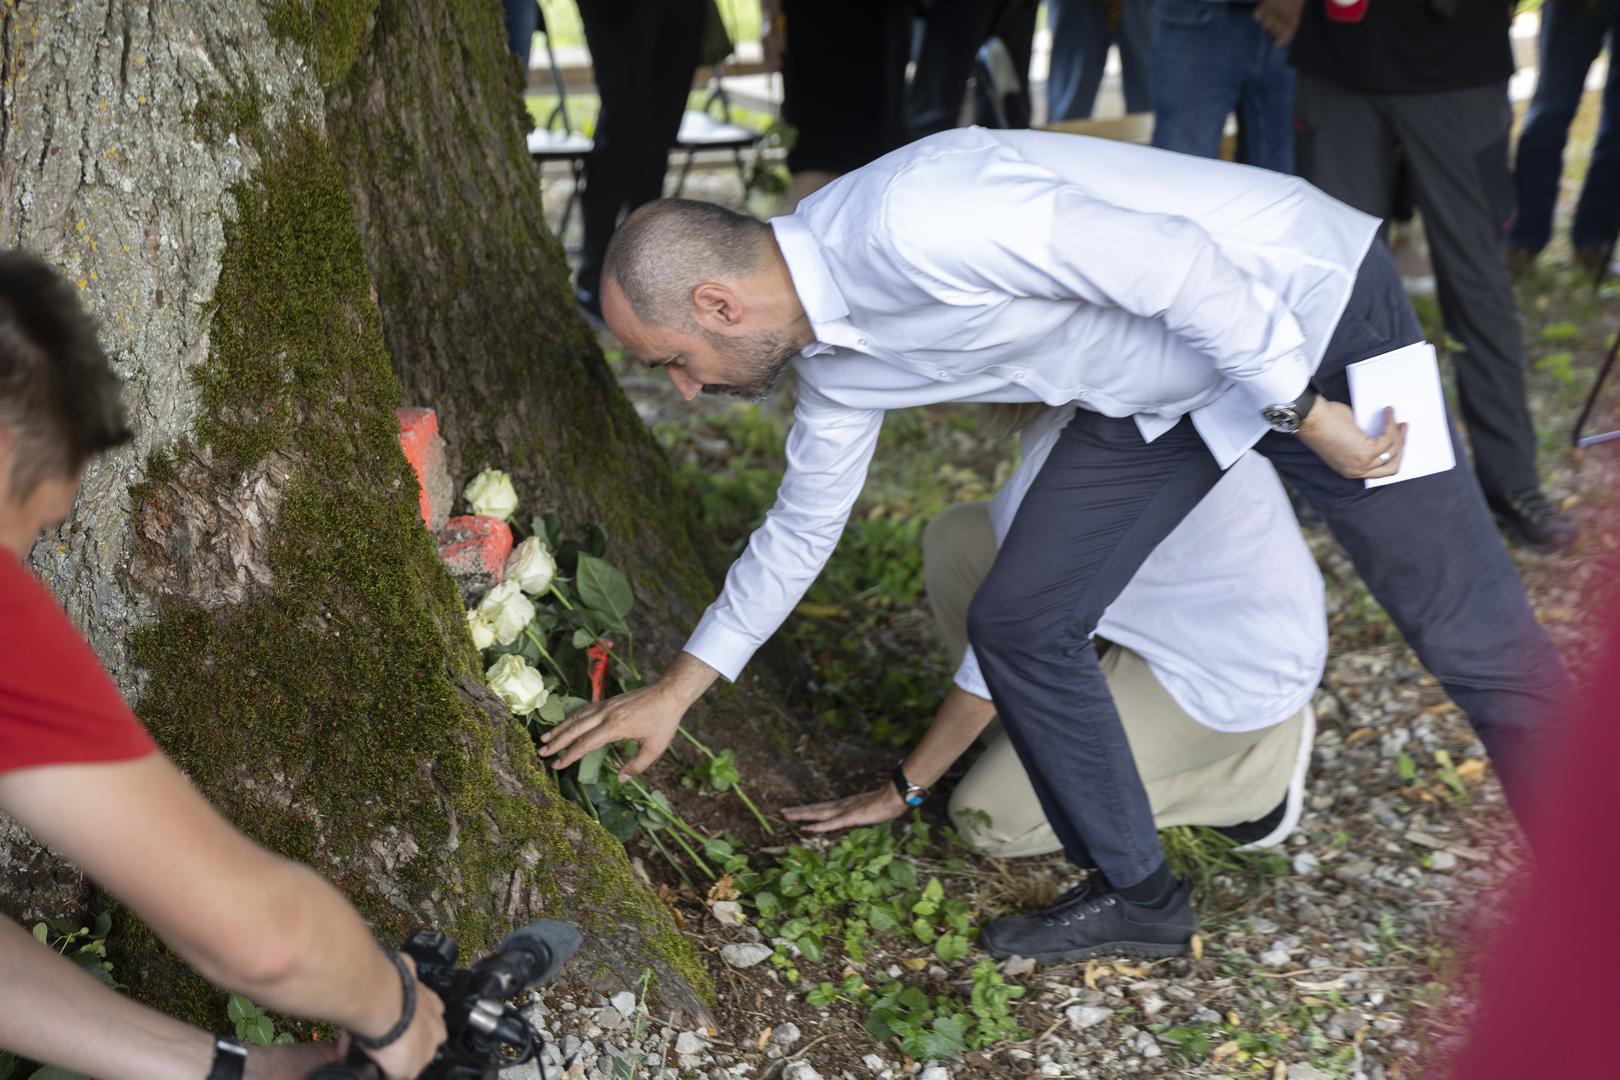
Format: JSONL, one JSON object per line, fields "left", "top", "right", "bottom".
{"left": 1345, "top": 342, "right": 1457, "bottom": 489}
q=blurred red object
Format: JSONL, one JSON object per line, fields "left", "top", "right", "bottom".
{"left": 1445, "top": 553, "right": 1620, "bottom": 1076}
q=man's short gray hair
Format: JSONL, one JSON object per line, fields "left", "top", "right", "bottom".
{"left": 603, "top": 199, "right": 770, "bottom": 327}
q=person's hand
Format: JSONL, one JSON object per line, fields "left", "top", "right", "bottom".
{"left": 539, "top": 682, "right": 687, "bottom": 780}
{"left": 361, "top": 963, "right": 448, "bottom": 1080}
{"left": 1254, "top": 0, "right": 1304, "bottom": 44}
{"left": 244, "top": 1042, "right": 343, "bottom": 1080}
{"left": 1296, "top": 401, "right": 1407, "bottom": 480}
{"left": 783, "top": 784, "right": 908, "bottom": 833}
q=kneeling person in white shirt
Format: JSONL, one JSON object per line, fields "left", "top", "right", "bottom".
{"left": 785, "top": 417, "right": 1321, "bottom": 856}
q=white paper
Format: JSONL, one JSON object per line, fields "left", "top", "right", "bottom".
{"left": 1345, "top": 342, "right": 1456, "bottom": 489}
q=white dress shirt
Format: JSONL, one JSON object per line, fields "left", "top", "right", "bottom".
{"left": 684, "top": 127, "right": 1369, "bottom": 722}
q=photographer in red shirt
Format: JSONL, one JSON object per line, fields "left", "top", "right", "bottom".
{"left": 0, "top": 251, "right": 446, "bottom": 1080}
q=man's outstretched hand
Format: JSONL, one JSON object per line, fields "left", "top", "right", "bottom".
{"left": 1297, "top": 401, "right": 1407, "bottom": 481}
{"left": 784, "top": 785, "right": 908, "bottom": 833}
{"left": 538, "top": 652, "right": 719, "bottom": 781}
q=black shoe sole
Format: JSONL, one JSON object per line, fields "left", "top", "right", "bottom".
{"left": 1492, "top": 511, "right": 1575, "bottom": 554}
{"left": 982, "top": 937, "right": 1193, "bottom": 964}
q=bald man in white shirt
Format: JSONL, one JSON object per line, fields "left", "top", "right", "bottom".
{"left": 541, "top": 127, "right": 1574, "bottom": 963}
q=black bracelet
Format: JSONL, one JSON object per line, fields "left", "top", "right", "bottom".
{"left": 205, "top": 1037, "right": 247, "bottom": 1080}
{"left": 353, "top": 949, "right": 416, "bottom": 1051}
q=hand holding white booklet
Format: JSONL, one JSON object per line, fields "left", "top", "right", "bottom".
{"left": 1345, "top": 342, "right": 1456, "bottom": 489}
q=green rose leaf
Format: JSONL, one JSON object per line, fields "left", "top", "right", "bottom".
{"left": 576, "top": 554, "right": 634, "bottom": 631}
{"left": 576, "top": 746, "right": 607, "bottom": 786}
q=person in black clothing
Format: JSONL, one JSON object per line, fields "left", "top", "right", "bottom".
{"left": 573, "top": 0, "right": 709, "bottom": 321}
{"left": 1290, "top": 0, "right": 1577, "bottom": 552}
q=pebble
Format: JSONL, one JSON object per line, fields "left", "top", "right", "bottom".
{"left": 1293, "top": 852, "right": 1321, "bottom": 876}
{"left": 1260, "top": 948, "right": 1293, "bottom": 969}
{"left": 719, "top": 942, "right": 774, "bottom": 969}
{"left": 593, "top": 1007, "right": 625, "bottom": 1031}
{"left": 1067, "top": 1005, "right": 1113, "bottom": 1030}
{"left": 770, "top": 1022, "right": 802, "bottom": 1052}
{"left": 710, "top": 900, "right": 746, "bottom": 926}
{"left": 1430, "top": 851, "right": 1458, "bottom": 871}
{"left": 861, "top": 1055, "right": 887, "bottom": 1073}
{"left": 1287, "top": 1065, "right": 1334, "bottom": 1080}
{"left": 919, "top": 1067, "right": 950, "bottom": 1080}
{"left": 609, "top": 991, "right": 637, "bottom": 1017}
{"left": 675, "top": 1032, "right": 707, "bottom": 1056}
{"left": 1003, "top": 955, "right": 1037, "bottom": 976}
{"left": 1133, "top": 991, "right": 1168, "bottom": 1018}
{"left": 782, "top": 1063, "right": 824, "bottom": 1080}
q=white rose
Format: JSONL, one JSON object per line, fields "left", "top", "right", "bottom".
{"left": 466, "top": 609, "right": 496, "bottom": 650}
{"left": 486, "top": 653, "right": 550, "bottom": 716}
{"left": 475, "top": 581, "right": 535, "bottom": 646}
{"left": 506, "top": 536, "right": 557, "bottom": 596}
{"left": 464, "top": 468, "right": 519, "bottom": 519}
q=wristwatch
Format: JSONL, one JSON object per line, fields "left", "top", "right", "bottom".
{"left": 1261, "top": 382, "right": 1320, "bottom": 434}
{"left": 892, "top": 762, "right": 928, "bottom": 807}
{"left": 206, "top": 1037, "right": 247, "bottom": 1080}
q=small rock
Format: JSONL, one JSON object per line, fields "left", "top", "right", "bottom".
{"left": 1292, "top": 852, "right": 1321, "bottom": 876}
{"left": 1133, "top": 991, "right": 1168, "bottom": 1018}
{"left": 710, "top": 900, "right": 746, "bottom": 926}
{"left": 860, "top": 1056, "right": 887, "bottom": 1073}
{"left": 1067, "top": 1005, "right": 1113, "bottom": 1030}
{"left": 594, "top": 1007, "right": 626, "bottom": 1031}
{"left": 782, "top": 1063, "right": 824, "bottom": 1080}
{"left": 610, "top": 991, "right": 637, "bottom": 1017}
{"left": 1260, "top": 949, "right": 1293, "bottom": 969}
{"left": 675, "top": 1032, "right": 707, "bottom": 1056}
{"left": 1429, "top": 851, "right": 1458, "bottom": 871}
{"left": 1003, "top": 955, "right": 1037, "bottom": 976}
{"left": 769, "top": 1023, "right": 802, "bottom": 1052}
{"left": 719, "top": 942, "right": 773, "bottom": 969}
{"left": 1287, "top": 1065, "right": 1333, "bottom": 1080}
{"left": 919, "top": 1068, "right": 950, "bottom": 1080}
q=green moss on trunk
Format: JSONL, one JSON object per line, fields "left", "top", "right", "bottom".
{"left": 117, "top": 100, "right": 706, "bottom": 1017}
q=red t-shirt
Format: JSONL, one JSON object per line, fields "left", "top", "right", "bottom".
{"left": 0, "top": 549, "right": 155, "bottom": 773}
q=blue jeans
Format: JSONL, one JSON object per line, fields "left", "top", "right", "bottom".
{"left": 504, "top": 0, "right": 538, "bottom": 65}
{"left": 1149, "top": 0, "right": 1294, "bottom": 173}
{"left": 1510, "top": 0, "right": 1620, "bottom": 254}
{"left": 1047, "top": 0, "right": 1152, "bottom": 121}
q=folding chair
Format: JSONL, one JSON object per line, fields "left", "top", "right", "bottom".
{"left": 673, "top": 3, "right": 760, "bottom": 196}
{"left": 973, "top": 35, "right": 1031, "bottom": 130}
{"left": 525, "top": 4, "right": 593, "bottom": 245}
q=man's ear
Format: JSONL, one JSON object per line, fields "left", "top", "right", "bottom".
{"left": 691, "top": 282, "right": 743, "bottom": 329}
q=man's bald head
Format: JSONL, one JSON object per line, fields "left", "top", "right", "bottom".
{"left": 603, "top": 199, "right": 772, "bottom": 328}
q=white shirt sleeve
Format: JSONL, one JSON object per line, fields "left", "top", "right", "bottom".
{"left": 888, "top": 168, "right": 1312, "bottom": 412}
{"left": 682, "top": 382, "right": 885, "bottom": 681}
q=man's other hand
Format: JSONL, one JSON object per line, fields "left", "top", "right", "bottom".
{"left": 1297, "top": 401, "right": 1407, "bottom": 480}
{"left": 1254, "top": 0, "right": 1304, "bottom": 45}
{"left": 784, "top": 785, "right": 908, "bottom": 833}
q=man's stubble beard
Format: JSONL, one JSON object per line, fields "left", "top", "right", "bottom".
{"left": 700, "top": 330, "right": 802, "bottom": 402}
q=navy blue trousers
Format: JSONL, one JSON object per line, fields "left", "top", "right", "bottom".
{"left": 968, "top": 244, "right": 1575, "bottom": 888}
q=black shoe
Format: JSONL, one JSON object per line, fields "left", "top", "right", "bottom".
{"left": 980, "top": 875, "right": 1199, "bottom": 963}
{"left": 1488, "top": 489, "right": 1576, "bottom": 553}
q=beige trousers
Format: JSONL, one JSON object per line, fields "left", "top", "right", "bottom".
{"left": 925, "top": 501, "right": 1305, "bottom": 859}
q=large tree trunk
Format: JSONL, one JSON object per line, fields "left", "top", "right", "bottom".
{"left": 0, "top": 0, "right": 802, "bottom": 1024}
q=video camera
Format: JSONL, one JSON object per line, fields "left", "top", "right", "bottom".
{"left": 309, "top": 918, "right": 582, "bottom": 1080}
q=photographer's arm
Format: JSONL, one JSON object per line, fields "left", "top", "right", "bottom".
{"left": 0, "top": 756, "right": 444, "bottom": 1079}
{"left": 0, "top": 919, "right": 333, "bottom": 1080}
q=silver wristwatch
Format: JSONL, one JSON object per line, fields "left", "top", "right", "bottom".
{"left": 1261, "top": 383, "right": 1319, "bottom": 434}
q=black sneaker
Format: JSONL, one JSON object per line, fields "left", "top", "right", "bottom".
{"left": 980, "top": 875, "right": 1199, "bottom": 963}
{"left": 1488, "top": 489, "right": 1576, "bottom": 553}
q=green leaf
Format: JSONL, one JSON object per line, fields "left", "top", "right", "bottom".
{"left": 227, "top": 994, "right": 248, "bottom": 1024}
{"left": 911, "top": 919, "right": 936, "bottom": 944}
{"left": 597, "top": 799, "right": 640, "bottom": 842}
{"left": 796, "top": 934, "right": 823, "bottom": 963}
{"left": 576, "top": 746, "right": 607, "bottom": 786}
{"left": 1396, "top": 751, "right": 1417, "bottom": 782}
{"left": 571, "top": 627, "right": 597, "bottom": 648}
{"left": 30, "top": 923, "right": 48, "bottom": 945}
{"left": 576, "top": 554, "right": 634, "bottom": 630}
{"left": 934, "top": 932, "right": 970, "bottom": 963}
{"left": 536, "top": 694, "right": 566, "bottom": 725}
{"left": 807, "top": 982, "right": 839, "bottom": 1008}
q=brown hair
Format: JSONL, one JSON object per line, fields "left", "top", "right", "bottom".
{"left": 0, "top": 251, "right": 131, "bottom": 496}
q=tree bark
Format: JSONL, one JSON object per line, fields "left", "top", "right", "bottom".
{"left": 0, "top": 0, "right": 805, "bottom": 1025}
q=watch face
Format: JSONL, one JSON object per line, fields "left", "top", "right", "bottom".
{"left": 1262, "top": 404, "right": 1300, "bottom": 433}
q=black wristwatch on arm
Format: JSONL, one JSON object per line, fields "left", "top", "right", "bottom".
{"left": 1262, "top": 382, "right": 1320, "bottom": 434}
{"left": 206, "top": 1037, "right": 248, "bottom": 1080}
{"left": 892, "top": 761, "right": 928, "bottom": 807}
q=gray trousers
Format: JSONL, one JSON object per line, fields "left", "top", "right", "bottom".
{"left": 1294, "top": 75, "right": 1541, "bottom": 499}
{"left": 968, "top": 243, "right": 1574, "bottom": 889}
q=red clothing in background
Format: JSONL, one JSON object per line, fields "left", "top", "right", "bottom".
{"left": 0, "top": 549, "right": 154, "bottom": 774}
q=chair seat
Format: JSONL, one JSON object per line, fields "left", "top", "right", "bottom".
{"left": 528, "top": 127, "right": 593, "bottom": 158}
{"left": 675, "top": 110, "right": 757, "bottom": 148}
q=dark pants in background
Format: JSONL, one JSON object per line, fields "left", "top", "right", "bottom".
{"left": 1046, "top": 0, "right": 1151, "bottom": 122}
{"left": 1511, "top": 0, "right": 1620, "bottom": 257}
{"left": 782, "top": 0, "right": 913, "bottom": 176}
{"left": 574, "top": 0, "right": 707, "bottom": 304}
{"left": 968, "top": 243, "right": 1574, "bottom": 889}
{"left": 906, "top": 0, "right": 1038, "bottom": 141}
{"left": 1295, "top": 75, "right": 1542, "bottom": 501}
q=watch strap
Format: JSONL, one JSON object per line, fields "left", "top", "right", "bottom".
{"left": 892, "top": 762, "right": 927, "bottom": 807}
{"left": 353, "top": 948, "right": 416, "bottom": 1051}
{"left": 206, "top": 1038, "right": 247, "bottom": 1080}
